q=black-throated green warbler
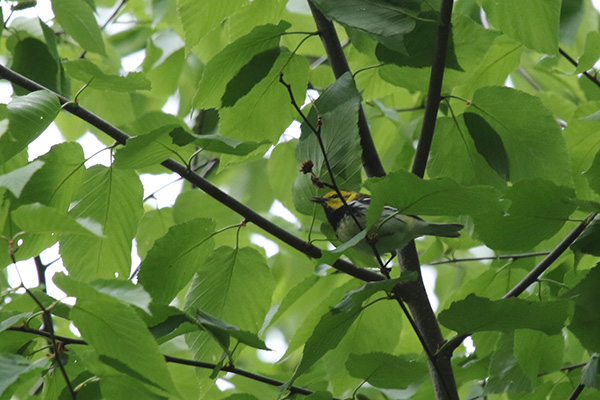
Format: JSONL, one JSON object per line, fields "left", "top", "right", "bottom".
{"left": 311, "top": 190, "right": 463, "bottom": 254}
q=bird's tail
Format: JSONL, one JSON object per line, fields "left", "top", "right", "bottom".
{"left": 422, "top": 222, "right": 463, "bottom": 238}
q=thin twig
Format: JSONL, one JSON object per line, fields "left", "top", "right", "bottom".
{"left": 79, "top": 0, "right": 128, "bottom": 59}
{"left": 537, "top": 361, "right": 587, "bottom": 377}
{"left": 10, "top": 255, "right": 77, "bottom": 399}
{"left": 429, "top": 251, "right": 550, "bottom": 265}
{"left": 503, "top": 212, "right": 596, "bottom": 298}
{"left": 309, "top": 39, "right": 350, "bottom": 70}
{"left": 8, "top": 326, "right": 338, "bottom": 399}
{"left": 439, "top": 213, "right": 597, "bottom": 357}
{"left": 278, "top": 74, "right": 364, "bottom": 229}
{"left": 559, "top": 47, "right": 600, "bottom": 89}
{"left": 517, "top": 67, "right": 542, "bottom": 91}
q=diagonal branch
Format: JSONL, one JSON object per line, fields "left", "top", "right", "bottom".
{"left": 559, "top": 47, "right": 600, "bottom": 89}
{"left": 439, "top": 213, "right": 597, "bottom": 357}
{"left": 308, "top": 0, "right": 386, "bottom": 178}
{"left": 0, "top": 63, "right": 384, "bottom": 285}
{"left": 503, "top": 212, "right": 596, "bottom": 298}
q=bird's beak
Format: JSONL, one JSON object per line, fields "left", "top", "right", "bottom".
{"left": 311, "top": 196, "right": 325, "bottom": 204}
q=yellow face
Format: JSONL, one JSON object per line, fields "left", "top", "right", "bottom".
{"left": 322, "top": 190, "right": 359, "bottom": 210}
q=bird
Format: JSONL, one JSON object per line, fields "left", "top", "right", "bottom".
{"left": 311, "top": 190, "right": 463, "bottom": 255}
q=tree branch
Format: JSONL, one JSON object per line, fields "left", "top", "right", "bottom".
{"left": 503, "top": 213, "right": 596, "bottom": 298}
{"left": 411, "top": 0, "right": 454, "bottom": 178}
{"left": 308, "top": 1, "right": 386, "bottom": 178}
{"left": 8, "top": 326, "right": 338, "bottom": 399}
{"left": 567, "top": 384, "right": 585, "bottom": 400}
{"left": 397, "top": 1, "right": 459, "bottom": 399}
{"left": 439, "top": 213, "right": 597, "bottom": 357}
{"left": 0, "top": 63, "right": 384, "bottom": 285}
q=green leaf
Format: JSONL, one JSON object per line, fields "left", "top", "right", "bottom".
{"left": 472, "top": 179, "right": 575, "bottom": 251}
{"left": 184, "top": 246, "right": 274, "bottom": 360}
{"left": 584, "top": 151, "right": 600, "bottom": 196}
{"left": 99, "top": 375, "right": 168, "bottom": 400}
{"left": 438, "top": 294, "right": 569, "bottom": 335}
{"left": 464, "top": 112, "right": 510, "bottom": 181}
{"left": 89, "top": 279, "right": 152, "bottom": 314}
{"left": 345, "top": 352, "right": 428, "bottom": 389}
{"left": 177, "top": 0, "right": 246, "bottom": 48}
{"left": 53, "top": 273, "right": 176, "bottom": 394}
{"left": 305, "top": 393, "right": 333, "bottom": 400}
{"left": 0, "top": 312, "right": 31, "bottom": 333}
{"left": 514, "top": 331, "right": 564, "bottom": 383}
{"left": 576, "top": 31, "right": 600, "bottom": 73}
{"left": 194, "top": 134, "right": 269, "bottom": 156}
{"left": 564, "top": 265, "right": 600, "bottom": 353}
{"left": 479, "top": 0, "right": 560, "bottom": 54}
{"left": 11, "top": 143, "right": 86, "bottom": 260}
{"left": 0, "top": 354, "right": 47, "bottom": 397}
{"left": 10, "top": 38, "right": 59, "bottom": 96}
{"left": 470, "top": 86, "right": 572, "bottom": 186}
{"left": 147, "top": 305, "right": 197, "bottom": 343}
{"left": 218, "top": 50, "right": 309, "bottom": 142}
{"left": 124, "top": 111, "right": 189, "bottom": 136}
{"left": 221, "top": 48, "right": 281, "bottom": 107}
{"left": 0, "top": 161, "right": 44, "bottom": 197}
{"left": 289, "top": 279, "right": 403, "bottom": 384}
{"left": 63, "top": 59, "right": 151, "bottom": 91}
{"left": 485, "top": 333, "right": 532, "bottom": 394}
{"left": 1, "top": 91, "right": 61, "bottom": 165}
{"left": 113, "top": 125, "right": 182, "bottom": 170}
{"left": 187, "top": 308, "right": 269, "bottom": 350}
{"left": 18, "top": 142, "right": 85, "bottom": 209}
{"left": 374, "top": 12, "right": 462, "bottom": 71}
{"left": 222, "top": 394, "right": 260, "bottom": 400}
{"left": 59, "top": 166, "right": 143, "bottom": 281}
{"left": 429, "top": 117, "right": 507, "bottom": 187}
{"left": 52, "top": 0, "right": 106, "bottom": 55}
{"left": 11, "top": 203, "right": 103, "bottom": 236}
{"left": 135, "top": 208, "right": 174, "bottom": 259}
{"left": 293, "top": 73, "right": 363, "bottom": 215}
{"left": 193, "top": 22, "right": 289, "bottom": 109}
{"left": 453, "top": 35, "right": 523, "bottom": 99}
{"left": 138, "top": 218, "right": 216, "bottom": 304}
{"left": 364, "top": 170, "right": 502, "bottom": 226}
{"left": 571, "top": 218, "right": 600, "bottom": 256}
{"left": 311, "top": 0, "right": 420, "bottom": 48}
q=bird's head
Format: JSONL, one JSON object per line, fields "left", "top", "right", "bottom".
{"left": 311, "top": 190, "right": 361, "bottom": 211}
